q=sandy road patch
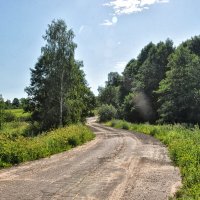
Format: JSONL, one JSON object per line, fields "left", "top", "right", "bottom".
{"left": 0, "top": 117, "right": 181, "bottom": 199}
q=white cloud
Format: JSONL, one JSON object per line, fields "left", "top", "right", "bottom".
{"left": 101, "top": 16, "right": 118, "bottom": 26}
{"left": 103, "top": 0, "right": 169, "bottom": 15}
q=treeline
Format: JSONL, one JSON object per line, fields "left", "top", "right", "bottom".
{"left": 0, "top": 96, "right": 27, "bottom": 109}
{"left": 98, "top": 36, "right": 200, "bottom": 124}
{"left": 0, "top": 95, "right": 29, "bottom": 129}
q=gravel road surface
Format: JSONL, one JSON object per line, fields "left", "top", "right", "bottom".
{"left": 0, "top": 117, "right": 181, "bottom": 200}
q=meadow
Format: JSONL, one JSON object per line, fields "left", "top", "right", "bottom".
{"left": 0, "top": 109, "right": 94, "bottom": 168}
{"left": 107, "top": 120, "right": 200, "bottom": 200}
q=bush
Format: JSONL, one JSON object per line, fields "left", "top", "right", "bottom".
{"left": 23, "top": 121, "right": 41, "bottom": 137}
{"left": 0, "top": 121, "right": 29, "bottom": 139}
{"left": 121, "top": 122, "right": 130, "bottom": 130}
{"left": 3, "top": 112, "right": 16, "bottom": 122}
{"left": 110, "top": 120, "right": 118, "bottom": 127}
{"left": 98, "top": 104, "right": 117, "bottom": 122}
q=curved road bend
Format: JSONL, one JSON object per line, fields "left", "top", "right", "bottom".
{"left": 0, "top": 117, "right": 181, "bottom": 200}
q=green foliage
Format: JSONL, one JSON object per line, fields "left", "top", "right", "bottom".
{"left": 0, "top": 121, "right": 29, "bottom": 139}
{"left": 121, "top": 92, "right": 154, "bottom": 122}
{"left": 4, "top": 100, "right": 12, "bottom": 109}
{"left": 3, "top": 111, "right": 16, "bottom": 122}
{"left": 121, "top": 93, "right": 140, "bottom": 122}
{"left": 133, "top": 40, "right": 174, "bottom": 121}
{"left": 98, "top": 86, "right": 120, "bottom": 108}
{"left": 135, "top": 39, "right": 174, "bottom": 92}
{"left": 82, "top": 89, "right": 96, "bottom": 117}
{"left": 99, "top": 35, "right": 200, "bottom": 125}
{"left": 19, "top": 98, "right": 31, "bottom": 111}
{"left": 182, "top": 35, "right": 200, "bottom": 57}
{"left": 0, "top": 109, "right": 37, "bottom": 138}
{"left": 119, "top": 59, "right": 139, "bottom": 101}
{"left": 98, "top": 39, "right": 174, "bottom": 123}
{"left": 0, "top": 125, "right": 94, "bottom": 167}
{"left": 12, "top": 98, "right": 20, "bottom": 108}
{"left": 107, "top": 120, "right": 200, "bottom": 199}
{"left": 106, "top": 72, "right": 122, "bottom": 87}
{"left": 98, "top": 72, "right": 121, "bottom": 109}
{"left": 8, "top": 109, "right": 27, "bottom": 117}
{"left": 0, "top": 95, "right": 5, "bottom": 129}
{"left": 98, "top": 104, "right": 117, "bottom": 122}
{"left": 5, "top": 109, "right": 31, "bottom": 122}
{"left": 157, "top": 46, "right": 200, "bottom": 124}
{"left": 2, "top": 98, "right": 30, "bottom": 110}
{"left": 25, "top": 19, "right": 95, "bottom": 131}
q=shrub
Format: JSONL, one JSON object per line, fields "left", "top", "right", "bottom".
{"left": 4, "top": 112, "right": 16, "bottom": 122}
{"left": 121, "top": 121, "right": 130, "bottom": 130}
{"left": 0, "top": 125, "right": 95, "bottom": 168}
{"left": 98, "top": 104, "right": 117, "bottom": 122}
{"left": 110, "top": 120, "right": 118, "bottom": 127}
{"left": 23, "top": 121, "right": 41, "bottom": 137}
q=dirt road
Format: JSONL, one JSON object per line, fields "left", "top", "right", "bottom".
{"left": 0, "top": 118, "right": 181, "bottom": 200}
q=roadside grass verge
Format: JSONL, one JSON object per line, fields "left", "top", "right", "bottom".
{"left": 106, "top": 120, "right": 200, "bottom": 200}
{"left": 0, "top": 125, "right": 95, "bottom": 168}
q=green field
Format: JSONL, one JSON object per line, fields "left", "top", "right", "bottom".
{"left": 4, "top": 109, "right": 31, "bottom": 122}
{"left": 7, "top": 109, "right": 31, "bottom": 117}
{"left": 0, "top": 109, "right": 95, "bottom": 168}
{"left": 107, "top": 120, "right": 200, "bottom": 200}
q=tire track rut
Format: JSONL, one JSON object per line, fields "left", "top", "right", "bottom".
{"left": 0, "top": 117, "right": 181, "bottom": 200}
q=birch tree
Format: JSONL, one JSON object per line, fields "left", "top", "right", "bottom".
{"left": 26, "top": 20, "right": 94, "bottom": 130}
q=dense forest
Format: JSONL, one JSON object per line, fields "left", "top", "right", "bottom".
{"left": 98, "top": 38, "right": 200, "bottom": 198}
{"left": 98, "top": 36, "right": 200, "bottom": 125}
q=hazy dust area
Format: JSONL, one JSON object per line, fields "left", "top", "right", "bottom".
{"left": 0, "top": 117, "right": 181, "bottom": 200}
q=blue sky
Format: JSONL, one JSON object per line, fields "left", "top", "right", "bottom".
{"left": 0, "top": 0, "right": 200, "bottom": 100}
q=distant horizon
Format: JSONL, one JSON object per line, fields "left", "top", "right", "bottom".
{"left": 1, "top": 0, "right": 200, "bottom": 100}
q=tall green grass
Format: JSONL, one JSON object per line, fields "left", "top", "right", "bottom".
{"left": 107, "top": 120, "right": 200, "bottom": 200}
{"left": 0, "top": 121, "right": 29, "bottom": 138}
{"left": 5, "top": 109, "right": 31, "bottom": 121}
{"left": 7, "top": 109, "right": 30, "bottom": 117}
{"left": 0, "top": 125, "right": 94, "bottom": 168}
